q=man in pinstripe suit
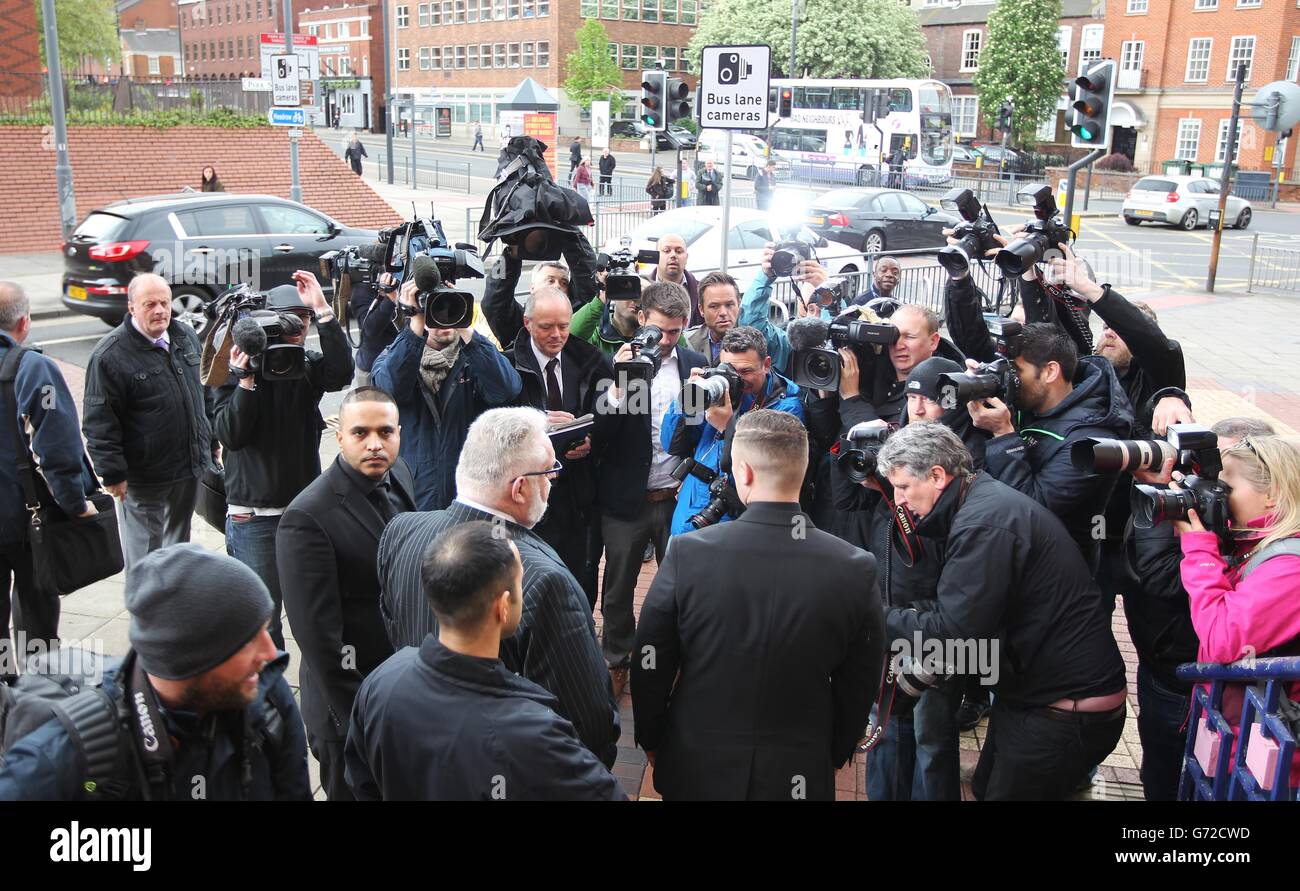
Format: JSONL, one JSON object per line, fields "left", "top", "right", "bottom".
{"left": 377, "top": 407, "right": 619, "bottom": 767}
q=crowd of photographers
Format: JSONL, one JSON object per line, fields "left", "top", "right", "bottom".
{"left": 3, "top": 137, "right": 1300, "bottom": 802}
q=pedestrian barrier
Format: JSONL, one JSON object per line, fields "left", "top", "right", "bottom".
{"left": 1177, "top": 656, "right": 1300, "bottom": 801}
{"left": 1246, "top": 234, "right": 1300, "bottom": 293}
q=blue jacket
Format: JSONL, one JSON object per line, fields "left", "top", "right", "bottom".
{"left": 737, "top": 272, "right": 834, "bottom": 379}
{"left": 0, "top": 336, "right": 96, "bottom": 546}
{"left": 0, "top": 652, "right": 310, "bottom": 801}
{"left": 662, "top": 371, "right": 805, "bottom": 536}
{"left": 371, "top": 327, "right": 522, "bottom": 511}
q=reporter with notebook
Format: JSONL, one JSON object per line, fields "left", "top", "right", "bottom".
{"left": 502, "top": 286, "right": 613, "bottom": 606}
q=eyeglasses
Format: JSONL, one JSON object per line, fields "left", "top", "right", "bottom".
{"left": 1235, "top": 436, "right": 1271, "bottom": 479}
{"left": 517, "top": 459, "right": 562, "bottom": 481}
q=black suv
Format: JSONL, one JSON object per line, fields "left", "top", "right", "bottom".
{"left": 609, "top": 120, "right": 698, "bottom": 150}
{"left": 62, "top": 193, "right": 380, "bottom": 325}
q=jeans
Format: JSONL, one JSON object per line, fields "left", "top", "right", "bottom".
{"left": 972, "top": 700, "right": 1126, "bottom": 800}
{"left": 866, "top": 684, "right": 962, "bottom": 801}
{"left": 225, "top": 514, "right": 285, "bottom": 650}
{"left": 1136, "top": 663, "right": 1192, "bottom": 801}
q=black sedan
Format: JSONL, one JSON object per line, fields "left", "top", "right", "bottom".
{"left": 804, "top": 188, "right": 960, "bottom": 254}
{"left": 62, "top": 192, "right": 379, "bottom": 325}
{"left": 609, "top": 120, "right": 698, "bottom": 150}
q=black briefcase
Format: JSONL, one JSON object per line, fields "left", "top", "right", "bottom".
{"left": 196, "top": 466, "right": 228, "bottom": 533}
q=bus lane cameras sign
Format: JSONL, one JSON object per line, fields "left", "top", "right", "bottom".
{"left": 698, "top": 45, "right": 771, "bottom": 131}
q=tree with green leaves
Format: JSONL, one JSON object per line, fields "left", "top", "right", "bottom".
{"left": 973, "top": 0, "right": 1066, "bottom": 147}
{"left": 36, "top": 0, "right": 121, "bottom": 74}
{"left": 563, "top": 19, "right": 625, "bottom": 118}
{"left": 688, "top": 0, "right": 928, "bottom": 79}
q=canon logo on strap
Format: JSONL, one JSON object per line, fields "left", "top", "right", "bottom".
{"left": 133, "top": 691, "right": 159, "bottom": 752}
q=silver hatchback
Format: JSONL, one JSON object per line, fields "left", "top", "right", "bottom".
{"left": 1121, "top": 175, "right": 1252, "bottom": 231}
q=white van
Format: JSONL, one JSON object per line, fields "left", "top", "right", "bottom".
{"left": 696, "top": 130, "right": 789, "bottom": 180}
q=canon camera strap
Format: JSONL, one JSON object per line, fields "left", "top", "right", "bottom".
{"left": 123, "top": 652, "right": 178, "bottom": 802}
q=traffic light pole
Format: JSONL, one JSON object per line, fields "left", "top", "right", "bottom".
{"left": 1062, "top": 148, "right": 1105, "bottom": 231}
{"left": 1207, "top": 63, "right": 1247, "bottom": 294}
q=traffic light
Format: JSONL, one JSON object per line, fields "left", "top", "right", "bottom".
{"left": 641, "top": 70, "right": 666, "bottom": 130}
{"left": 997, "top": 102, "right": 1013, "bottom": 133}
{"left": 1069, "top": 59, "right": 1116, "bottom": 149}
{"left": 778, "top": 87, "right": 793, "bottom": 118}
{"left": 665, "top": 76, "right": 691, "bottom": 122}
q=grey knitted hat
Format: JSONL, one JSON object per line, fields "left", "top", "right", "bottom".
{"left": 126, "top": 544, "right": 274, "bottom": 680}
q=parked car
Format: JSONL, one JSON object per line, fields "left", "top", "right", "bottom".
{"left": 62, "top": 193, "right": 380, "bottom": 325}
{"left": 971, "top": 143, "right": 1026, "bottom": 172}
{"left": 600, "top": 206, "right": 867, "bottom": 285}
{"left": 951, "top": 144, "right": 984, "bottom": 165}
{"left": 609, "top": 120, "right": 697, "bottom": 150}
{"left": 1121, "top": 175, "right": 1253, "bottom": 230}
{"left": 803, "top": 188, "right": 961, "bottom": 254}
{"left": 696, "top": 131, "right": 791, "bottom": 180}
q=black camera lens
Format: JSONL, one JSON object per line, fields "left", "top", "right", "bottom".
{"left": 806, "top": 351, "right": 838, "bottom": 387}
{"left": 1131, "top": 484, "right": 1196, "bottom": 529}
{"left": 425, "top": 290, "right": 474, "bottom": 328}
{"left": 994, "top": 237, "right": 1043, "bottom": 276}
{"left": 836, "top": 448, "right": 877, "bottom": 485}
{"left": 1071, "top": 438, "right": 1176, "bottom": 474}
{"left": 688, "top": 498, "right": 729, "bottom": 529}
{"left": 771, "top": 249, "right": 799, "bottom": 277}
{"left": 260, "top": 343, "right": 307, "bottom": 380}
{"left": 936, "top": 244, "right": 972, "bottom": 277}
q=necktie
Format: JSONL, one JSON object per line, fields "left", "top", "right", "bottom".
{"left": 368, "top": 479, "right": 397, "bottom": 524}
{"left": 153, "top": 337, "right": 168, "bottom": 351}
{"left": 545, "top": 358, "right": 562, "bottom": 411}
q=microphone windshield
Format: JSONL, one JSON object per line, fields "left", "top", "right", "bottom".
{"left": 411, "top": 254, "right": 443, "bottom": 292}
{"left": 232, "top": 316, "right": 268, "bottom": 357}
{"left": 356, "top": 242, "right": 388, "bottom": 264}
{"left": 786, "top": 316, "right": 831, "bottom": 350}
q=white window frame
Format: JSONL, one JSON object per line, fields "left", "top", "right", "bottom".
{"left": 1288, "top": 36, "right": 1300, "bottom": 81}
{"left": 419, "top": 45, "right": 431, "bottom": 69}
{"left": 1080, "top": 25, "right": 1104, "bottom": 67}
{"left": 1176, "top": 118, "right": 1201, "bottom": 161}
{"left": 537, "top": 41, "right": 549, "bottom": 67}
{"left": 1236, "top": 0, "right": 1261, "bottom": 7}
{"left": 397, "top": 46, "right": 410, "bottom": 69}
{"left": 397, "top": 4, "right": 410, "bottom": 27}
{"left": 952, "top": 95, "right": 978, "bottom": 138}
{"left": 148, "top": 55, "right": 161, "bottom": 75}
{"left": 1217, "top": 117, "right": 1242, "bottom": 163}
{"left": 1185, "top": 38, "right": 1212, "bottom": 83}
{"left": 1194, "top": 0, "right": 1217, "bottom": 8}
{"left": 1058, "top": 26, "right": 1072, "bottom": 73}
{"left": 1126, "top": 0, "right": 1148, "bottom": 12}
{"left": 1227, "top": 36, "right": 1255, "bottom": 82}
{"left": 960, "top": 30, "right": 982, "bottom": 72}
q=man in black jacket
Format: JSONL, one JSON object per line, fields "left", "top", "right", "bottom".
{"left": 632, "top": 410, "right": 885, "bottom": 800}
{"left": 277, "top": 387, "right": 415, "bottom": 801}
{"left": 346, "top": 521, "right": 624, "bottom": 800}
{"left": 876, "top": 423, "right": 1127, "bottom": 800}
{"left": 962, "top": 322, "right": 1133, "bottom": 570}
{"left": 598, "top": 149, "right": 616, "bottom": 197}
{"left": 0, "top": 283, "right": 96, "bottom": 680}
{"left": 377, "top": 407, "right": 620, "bottom": 766}
{"left": 215, "top": 272, "right": 354, "bottom": 649}
{"left": 83, "top": 274, "right": 215, "bottom": 568}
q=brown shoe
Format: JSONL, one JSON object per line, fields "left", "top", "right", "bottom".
{"left": 609, "top": 665, "right": 630, "bottom": 698}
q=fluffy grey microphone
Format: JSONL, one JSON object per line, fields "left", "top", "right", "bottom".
{"left": 410, "top": 254, "right": 443, "bottom": 292}
{"left": 785, "top": 316, "right": 830, "bottom": 350}
{"left": 232, "top": 316, "right": 268, "bottom": 357}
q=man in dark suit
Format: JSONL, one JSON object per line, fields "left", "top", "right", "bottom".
{"left": 377, "top": 407, "right": 620, "bottom": 767}
{"left": 277, "top": 387, "right": 416, "bottom": 800}
{"left": 631, "top": 410, "right": 886, "bottom": 800}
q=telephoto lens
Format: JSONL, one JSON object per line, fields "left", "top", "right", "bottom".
{"left": 1070, "top": 438, "right": 1176, "bottom": 473}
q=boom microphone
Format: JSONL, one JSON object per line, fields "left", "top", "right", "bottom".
{"left": 411, "top": 254, "right": 443, "bottom": 292}
{"left": 786, "top": 316, "right": 831, "bottom": 350}
{"left": 232, "top": 316, "right": 268, "bottom": 357}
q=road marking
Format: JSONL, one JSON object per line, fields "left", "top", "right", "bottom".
{"left": 1085, "top": 224, "right": 1201, "bottom": 288}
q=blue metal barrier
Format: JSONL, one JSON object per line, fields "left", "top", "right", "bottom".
{"left": 1176, "top": 656, "right": 1300, "bottom": 801}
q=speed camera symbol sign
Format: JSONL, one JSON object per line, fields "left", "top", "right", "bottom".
{"left": 699, "top": 45, "right": 771, "bottom": 131}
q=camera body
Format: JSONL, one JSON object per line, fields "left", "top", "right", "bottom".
{"left": 595, "top": 244, "right": 643, "bottom": 303}
{"left": 213, "top": 283, "right": 309, "bottom": 382}
{"left": 937, "top": 188, "right": 1000, "bottom": 279}
{"left": 837, "top": 422, "right": 893, "bottom": 484}
{"left": 995, "top": 184, "right": 1071, "bottom": 276}
{"left": 771, "top": 240, "right": 813, "bottom": 278}
{"left": 615, "top": 325, "right": 664, "bottom": 383}
{"left": 318, "top": 246, "right": 376, "bottom": 290}
{"left": 689, "top": 473, "right": 745, "bottom": 529}
{"left": 717, "top": 52, "right": 753, "bottom": 84}
{"left": 936, "top": 357, "right": 1021, "bottom": 408}
{"left": 789, "top": 317, "right": 899, "bottom": 392}
{"left": 384, "top": 217, "right": 484, "bottom": 329}
{"left": 682, "top": 363, "right": 744, "bottom": 414}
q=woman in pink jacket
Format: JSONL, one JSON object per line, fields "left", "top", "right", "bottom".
{"left": 1175, "top": 434, "right": 1300, "bottom": 791}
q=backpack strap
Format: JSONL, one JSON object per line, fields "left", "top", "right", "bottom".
{"left": 1237, "top": 536, "right": 1300, "bottom": 582}
{"left": 0, "top": 346, "right": 43, "bottom": 517}
{"left": 51, "top": 688, "right": 131, "bottom": 799}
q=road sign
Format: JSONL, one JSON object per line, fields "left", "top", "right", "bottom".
{"left": 268, "top": 107, "right": 306, "bottom": 127}
{"left": 271, "top": 54, "right": 300, "bottom": 107}
{"left": 260, "top": 33, "right": 320, "bottom": 81}
{"left": 591, "top": 100, "right": 610, "bottom": 149}
{"left": 241, "top": 77, "right": 270, "bottom": 92}
{"left": 287, "top": 129, "right": 302, "bottom": 140}
{"left": 697, "top": 44, "right": 771, "bottom": 131}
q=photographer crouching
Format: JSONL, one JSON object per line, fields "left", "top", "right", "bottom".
{"left": 215, "top": 272, "right": 355, "bottom": 649}
{"left": 661, "top": 325, "right": 805, "bottom": 537}
{"left": 875, "top": 423, "right": 1127, "bottom": 800}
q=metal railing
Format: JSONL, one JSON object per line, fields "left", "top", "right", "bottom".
{"left": 1246, "top": 234, "right": 1300, "bottom": 293}
{"left": 0, "top": 73, "right": 272, "bottom": 123}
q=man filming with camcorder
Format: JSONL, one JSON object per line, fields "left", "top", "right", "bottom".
{"left": 215, "top": 271, "right": 355, "bottom": 650}
{"left": 662, "top": 325, "right": 805, "bottom": 537}
{"left": 371, "top": 249, "right": 522, "bottom": 512}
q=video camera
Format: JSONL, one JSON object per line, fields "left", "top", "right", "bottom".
{"left": 382, "top": 216, "right": 484, "bottom": 329}
{"left": 212, "top": 283, "right": 309, "bottom": 382}
{"left": 614, "top": 325, "right": 663, "bottom": 384}
{"left": 786, "top": 313, "right": 901, "bottom": 391}
{"left": 936, "top": 188, "right": 1000, "bottom": 279}
{"left": 836, "top": 422, "right": 893, "bottom": 484}
{"left": 594, "top": 240, "right": 658, "bottom": 303}
{"left": 681, "top": 363, "right": 744, "bottom": 415}
{"left": 994, "top": 184, "right": 1072, "bottom": 276}
{"left": 1071, "top": 423, "right": 1229, "bottom": 535}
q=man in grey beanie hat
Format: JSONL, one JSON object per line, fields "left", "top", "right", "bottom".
{"left": 0, "top": 544, "right": 311, "bottom": 800}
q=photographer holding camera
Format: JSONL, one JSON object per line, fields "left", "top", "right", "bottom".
{"left": 480, "top": 235, "right": 601, "bottom": 351}
{"left": 958, "top": 321, "right": 1132, "bottom": 570}
{"left": 662, "top": 325, "right": 804, "bottom": 537}
{"left": 370, "top": 273, "right": 523, "bottom": 512}
{"left": 215, "top": 272, "right": 354, "bottom": 650}
{"left": 875, "top": 423, "right": 1127, "bottom": 800}
{"left": 590, "top": 281, "right": 707, "bottom": 694}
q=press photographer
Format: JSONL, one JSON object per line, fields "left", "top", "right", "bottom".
{"left": 875, "top": 423, "right": 1127, "bottom": 800}
{"left": 214, "top": 272, "right": 354, "bottom": 649}
{"left": 570, "top": 244, "right": 657, "bottom": 355}
{"left": 319, "top": 240, "right": 393, "bottom": 384}
{"left": 949, "top": 321, "right": 1132, "bottom": 569}
{"left": 370, "top": 252, "right": 522, "bottom": 512}
{"left": 479, "top": 233, "right": 601, "bottom": 351}
{"left": 662, "top": 326, "right": 804, "bottom": 537}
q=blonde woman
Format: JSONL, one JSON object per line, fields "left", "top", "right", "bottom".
{"left": 1174, "top": 434, "right": 1300, "bottom": 792}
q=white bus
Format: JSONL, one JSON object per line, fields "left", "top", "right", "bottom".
{"left": 766, "top": 78, "right": 955, "bottom": 187}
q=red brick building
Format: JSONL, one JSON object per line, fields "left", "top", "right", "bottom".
{"left": 299, "top": 2, "right": 385, "bottom": 131}
{"left": 1102, "top": 0, "right": 1300, "bottom": 175}
{"left": 0, "top": 0, "right": 42, "bottom": 100}
{"left": 117, "top": 0, "right": 182, "bottom": 79}
{"left": 392, "top": 0, "right": 700, "bottom": 136}
{"left": 178, "top": 0, "right": 285, "bottom": 79}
